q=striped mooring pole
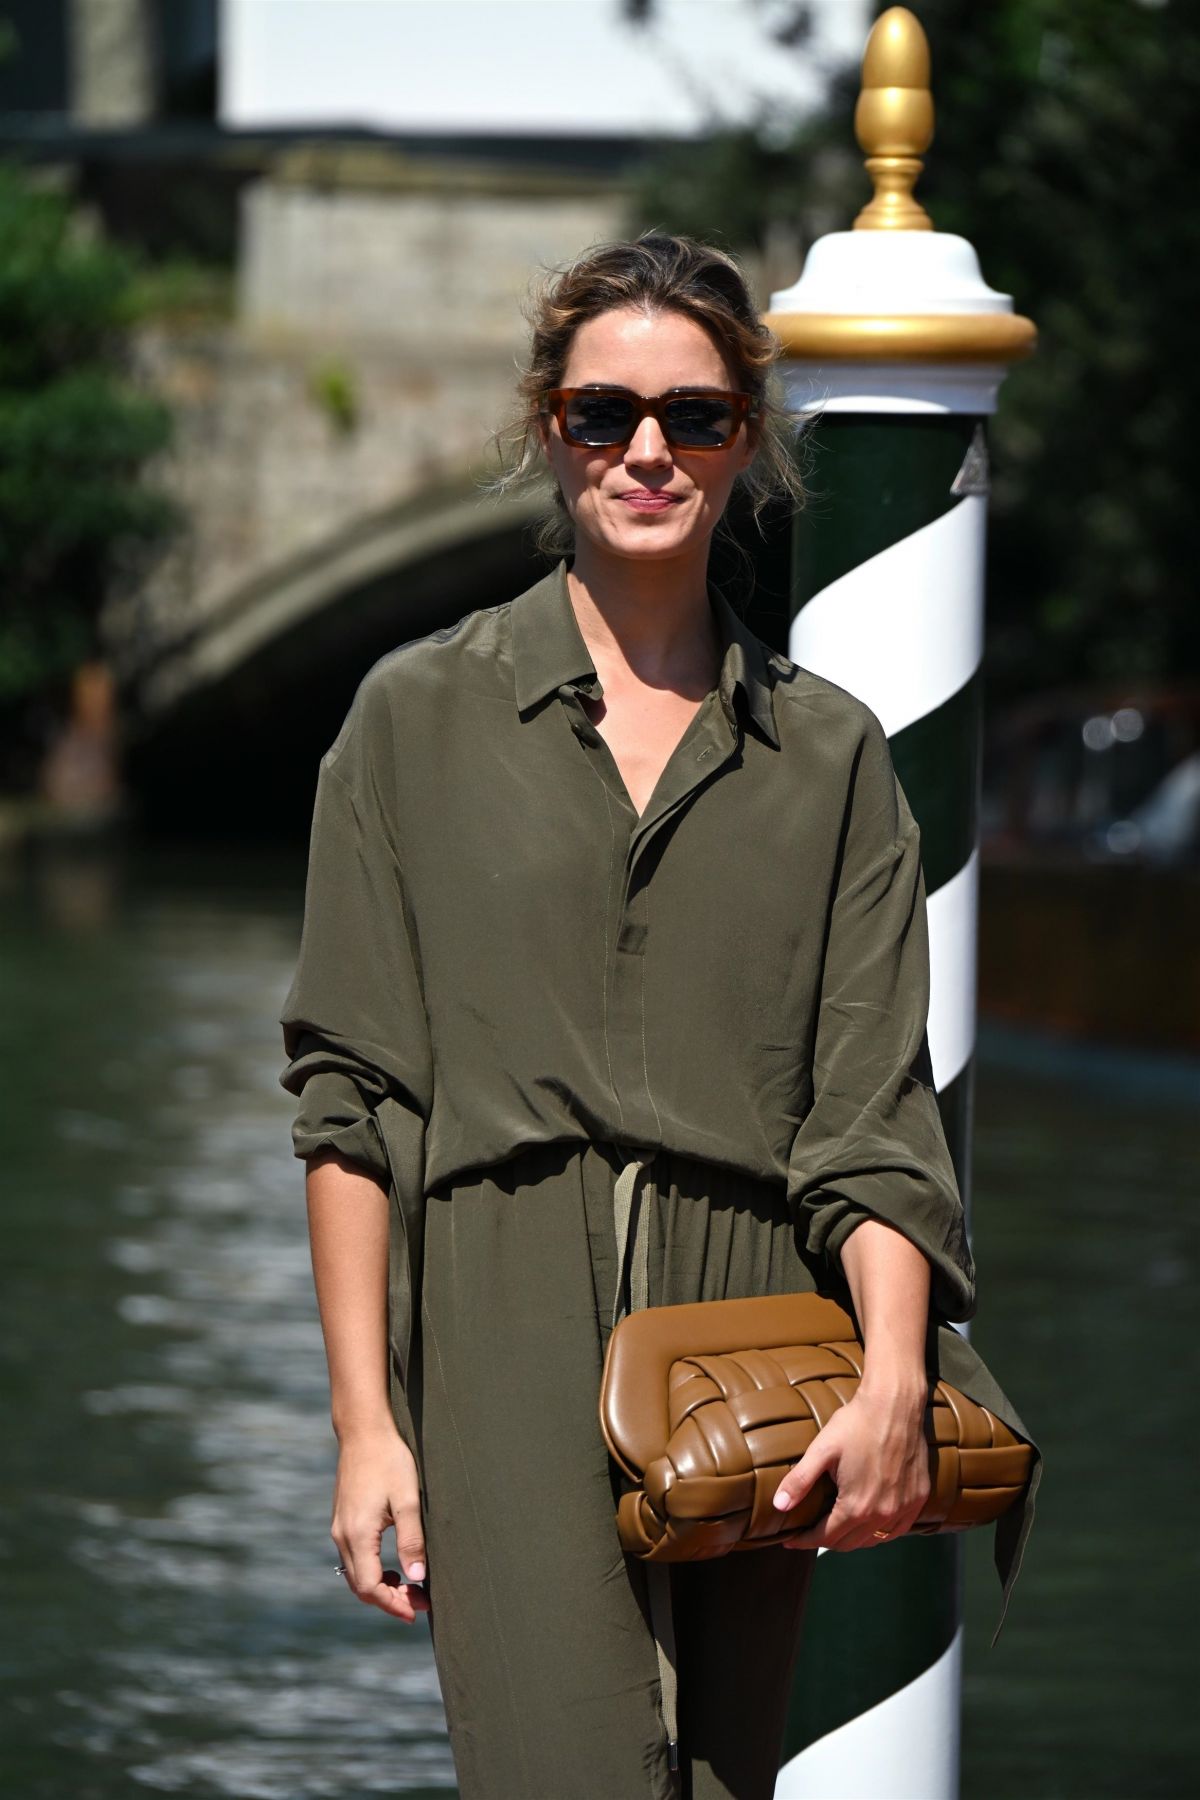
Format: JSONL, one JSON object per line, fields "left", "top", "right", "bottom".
{"left": 762, "top": 10, "right": 1036, "bottom": 1797}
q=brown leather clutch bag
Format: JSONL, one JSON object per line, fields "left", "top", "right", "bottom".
{"left": 597, "top": 1289, "right": 1035, "bottom": 1563}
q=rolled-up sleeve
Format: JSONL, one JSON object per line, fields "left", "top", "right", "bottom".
{"left": 786, "top": 709, "right": 977, "bottom": 1323}
{"left": 279, "top": 669, "right": 434, "bottom": 1182}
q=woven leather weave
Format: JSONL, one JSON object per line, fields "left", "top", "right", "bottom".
{"left": 598, "top": 1291, "right": 1034, "bottom": 1564}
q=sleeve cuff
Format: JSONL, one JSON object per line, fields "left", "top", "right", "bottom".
{"left": 287, "top": 1067, "right": 391, "bottom": 1187}
{"left": 800, "top": 1194, "right": 977, "bottom": 1323}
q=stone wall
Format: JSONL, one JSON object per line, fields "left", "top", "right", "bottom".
{"left": 118, "top": 326, "right": 533, "bottom": 658}
{"left": 239, "top": 149, "right": 630, "bottom": 348}
{"left": 108, "top": 153, "right": 627, "bottom": 668}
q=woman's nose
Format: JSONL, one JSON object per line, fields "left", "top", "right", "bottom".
{"left": 625, "top": 416, "right": 673, "bottom": 466}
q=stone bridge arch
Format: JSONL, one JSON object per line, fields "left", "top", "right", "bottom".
{"left": 123, "top": 478, "right": 548, "bottom": 835}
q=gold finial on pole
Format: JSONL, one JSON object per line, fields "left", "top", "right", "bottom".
{"left": 853, "top": 7, "right": 935, "bottom": 231}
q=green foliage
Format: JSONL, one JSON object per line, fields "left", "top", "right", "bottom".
{"left": 874, "top": 0, "right": 1198, "bottom": 693}
{"left": 0, "top": 163, "right": 177, "bottom": 706}
{"left": 124, "top": 258, "right": 234, "bottom": 326}
{"left": 626, "top": 0, "right": 1200, "bottom": 692}
{"left": 307, "top": 359, "right": 360, "bottom": 437}
{"left": 625, "top": 118, "right": 811, "bottom": 258}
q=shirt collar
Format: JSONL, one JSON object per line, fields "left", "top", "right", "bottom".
{"left": 510, "top": 556, "right": 780, "bottom": 749}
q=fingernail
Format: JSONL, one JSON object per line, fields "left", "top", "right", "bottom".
{"left": 773, "top": 1492, "right": 793, "bottom": 1511}
{"left": 407, "top": 1561, "right": 425, "bottom": 1581}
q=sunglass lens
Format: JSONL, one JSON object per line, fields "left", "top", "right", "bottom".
{"left": 663, "top": 396, "right": 736, "bottom": 447}
{"left": 563, "top": 392, "right": 636, "bottom": 445}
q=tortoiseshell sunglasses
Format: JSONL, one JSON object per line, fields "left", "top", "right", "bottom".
{"left": 540, "top": 385, "right": 759, "bottom": 452}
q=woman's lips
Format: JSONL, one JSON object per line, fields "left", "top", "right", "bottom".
{"left": 619, "top": 493, "right": 679, "bottom": 511}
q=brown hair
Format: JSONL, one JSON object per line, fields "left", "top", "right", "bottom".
{"left": 480, "top": 228, "right": 810, "bottom": 564}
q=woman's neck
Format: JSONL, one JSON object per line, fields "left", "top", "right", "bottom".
{"left": 565, "top": 544, "right": 721, "bottom": 694}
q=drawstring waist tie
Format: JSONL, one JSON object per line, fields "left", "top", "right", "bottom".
{"left": 611, "top": 1149, "right": 680, "bottom": 1780}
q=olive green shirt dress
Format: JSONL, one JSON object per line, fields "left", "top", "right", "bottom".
{"left": 279, "top": 555, "right": 1042, "bottom": 1800}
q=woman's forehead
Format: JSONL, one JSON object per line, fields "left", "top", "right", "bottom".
{"left": 563, "top": 307, "right": 731, "bottom": 385}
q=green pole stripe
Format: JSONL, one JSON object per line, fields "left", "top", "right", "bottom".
{"left": 891, "top": 668, "right": 982, "bottom": 898}
{"left": 936, "top": 1051, "right": 973, "bottom": 1185}
{"left": 780, "top": 407, "right": 984, "bottom": 1763}
{"left": 791, "top": 414, "right": 978, "bottom": 599}
{"left": 781, "top": 1534, "right": 963, "bottom": 1758}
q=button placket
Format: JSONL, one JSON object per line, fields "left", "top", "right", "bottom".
{"left": 558, "top": 682, "right": 639, "bottom": 826}
{"left": 574, "top": 689, "right": 743, "bottom": 1147}
{"left": 623, "top": 691, "right": 740, "bottom": 898}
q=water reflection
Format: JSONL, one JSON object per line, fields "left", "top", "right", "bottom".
{"left": 0, "top": 843, "right": 1194, "bottom": 1797}
{"left": 0, "top": 843, "right": 455, "bottom": 1798}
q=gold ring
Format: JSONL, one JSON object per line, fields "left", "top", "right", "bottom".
{"left": 872, "top": 1530, "right": 890, "bottom": 1540}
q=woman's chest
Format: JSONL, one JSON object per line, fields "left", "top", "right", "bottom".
{"left": 395, "top": 701, "right": 842, "bottom": 1020}
{"left": 575, "top": 685, "right": 710, "bottom": 821}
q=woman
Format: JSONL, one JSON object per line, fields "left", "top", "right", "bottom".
{"left": 279, "top": 230, "right": 1038, "bottom": 1800}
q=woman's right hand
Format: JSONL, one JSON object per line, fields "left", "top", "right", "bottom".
{"left": 331, "top": 1424, "right": 431, "bottom": 1622}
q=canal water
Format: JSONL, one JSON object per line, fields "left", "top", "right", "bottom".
{"left": 0, "top": 839, "right": 1194, "bottom": 1799}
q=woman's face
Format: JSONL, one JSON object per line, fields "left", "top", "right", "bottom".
{"left": 536, "top": 305, "right": 758, "bottom": 565}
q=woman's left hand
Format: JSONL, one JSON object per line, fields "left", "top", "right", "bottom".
{"left": 770, "top": 1384, "right": 932, "bottom": 1552}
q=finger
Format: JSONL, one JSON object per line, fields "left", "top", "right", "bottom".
{"left": 333, "top": 1521, "right": 426, "bottom": 1622}
{"left": 344, "top": 1523, "right": 387, "bottom": 1604}
{"left": 832, "top": 1523, "right": 893, "bottom": 1552}
{"left": 778, "top": 1497, "right": 858, "bottom": 1552}
{"left": 826, "top": 1505, "right": 912, "bottom": 1553}
{"left": 377, "top": 1568, "right": 431, "bottom": 1620}
{"left": 773, "top": 1448, "right": 834, "bottom": 1513}
{"left": 392, "top": 1503, "right": 427, "bottom": 1587}
{"left": 332, "top": 1529, "right": 355, "bottom": 1589}
{"left": 842, "top": 1483, "right": 928, "bottom": 1551}
{"left": 859, "top": 1500, "right": 924, "bottom": 1549}
{"left": 355, "top": 1556, "right": 430, "bottom": 1622}
{"left": 901, "top": 1489, "right": 932, "bottom": 1535}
